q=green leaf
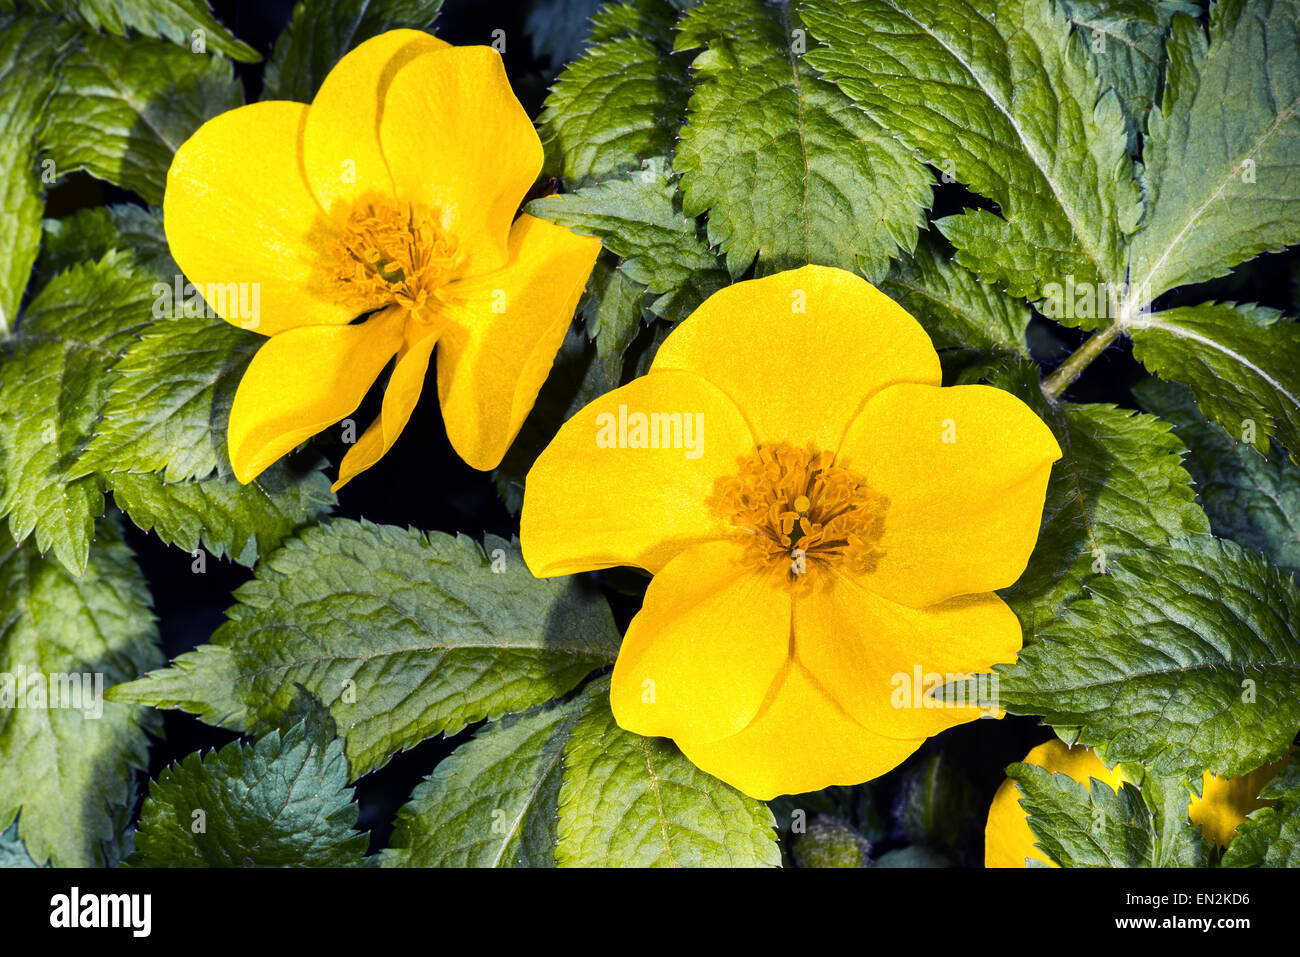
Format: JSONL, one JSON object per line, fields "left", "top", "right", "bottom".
{"left": 1128, "top": 301, "right": 1300, "bottom": 456}
{"left": 804, "top": 0, "right": 1140, "bottom": 299}
{"left": 43, "top": 31, "right": 243, "bottom": 204}
{"left": 539, "top": 1, "right": 691, "bottom": 186}
{"left": 1222, "top": 760, "right": 1300, "bottom": 867}
{"left": 527, "top": 164, "right": 729, "bottom": 321}
{"left": 12, "top": 0, "right": 258, "bottom": 61}
{"left": 1002, "top": 400, "right": 1208, "bottom": 637}
{"left": 38, "top": 204, "right": 178, "bottom": 282}
{"left": 73, "top": 317, "right": 258, "bottom": 483}
{"left": 1129, "top": 0, "right": 1300, "bottom": 301}
{"left": 111, "top": 520, "right": 620, "bottom": 778}
{"left": 106, "top": 642, "right": 246, "bottom": 730}
{"left": 582, "top": 256, "right": 648, "bottom": 385}
{"left": 106, "top": 459, "right": 335, "bottom": 566}
{"left": 262, "top": 0, "right": 444, "bottom": 102}
{"left": 0, "top": 816, "right": 43, "bottom": 867}
{"left": 1062, "top": 0, "right": 1199, "bottom": 154}
{"left": 880, "top": 236, "right": 1031, "bottom": 357}
{"left": 0, "top": 14, "right": 72, "bottom": 335}
{"left": 1136, "top": 378, "right": 1300, "bottom": 577}
{"left": 674, "top": 0, "right": 931, "bottom": 278}
{"left": 1008, "top": 761, "right": 1210, "bottom": 867}
{"left": 556, "top": 677, "right": 781, "bottom": 867}
{"left": 131, "top": 698, "right": 369, "bottom": 867}
{"left": 999, "top": 535, "right": 1300, "bottom": 781}
{"left": 383, "top": 688, "right": 597, "bottom": 868}
{"left": 0, "top": 253, "right": 157, "bottom": 575}
{"left": 0, "top": 519, "right": 161, "bottom": 867}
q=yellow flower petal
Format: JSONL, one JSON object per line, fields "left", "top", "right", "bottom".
{"left": 300, "top": 30, "right": 448, "bottom": 214}
{"left": 435, "top": 214, "right": 601, "bottom": 472}
{"left": 332, "top": 332, "right": 439, "bottom": 491}
{"left": 610, "top": 542, "right": 791, "bottom": 745}
{"left": 676, "top": 661, "right": 923, "bottom": 801}
{"left": 795, "top": 572, "right": 1020, "bottom": 739}
{"left": 164, "top": 100, "right": 350, "bottom": 336}
{"left": 228, "top": 306, "right": 406, "bottom": 483}
{"left": 521, "top": 369, "right": 755, "bottom": 577}
{"left": 1190, "top": 752, "right": 1292, "bottom": 847}
{"left": 837, "top": 383, "right": 1062, "bottom": 607}
{"left": 650, "top": 265, "right": 941, "bottom": 450}
{"left": 378, "top": 46, "right": 544, "bottom": 275}
{"left": 984, "top": 740, "right": 1126, "bottom": 868}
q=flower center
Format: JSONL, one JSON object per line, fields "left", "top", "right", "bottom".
{"left": 710, "top": 443, "right": 887, "bottom": 590}
{"left": 325, "top": 194, "right": 464, "bottom": 319}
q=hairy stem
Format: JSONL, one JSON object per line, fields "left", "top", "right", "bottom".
{"left": 1041, "top": 320, "right": 1124, "bottom": 401}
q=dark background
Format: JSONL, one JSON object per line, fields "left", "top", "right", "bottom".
{"left": 44, "top": 0, "right": 1300, "bottom": 863}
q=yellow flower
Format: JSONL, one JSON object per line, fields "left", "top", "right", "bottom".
{"left": 520, "top": 265, "right": 1062, "bottom": 799}
{"left": 984, "top": 741, "right": 1294, "bottom": 865}
{"left": 163, "top": 30, "right": 601, "bottom": 489}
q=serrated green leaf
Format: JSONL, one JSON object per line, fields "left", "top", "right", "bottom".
{"left": 383, "top": 688, "right": 597, "bottom": 868}
{"left": 557, "top": 677, "right": 781, "bottom": 867}
{"left": 804, "top": 0, "right": 1140, "bottom": 299}
{"left": 0, "top": 816, "right": 43, "bottom": 867}
{"left": 999, "top": 536, "right": 1300, "bottom": 781}
{"left": 527, "top": 165, "right": 729, "bottom": 319}
{"left": 1008, "top": 762, "right": 1210, "bottom": 867}
{"left": 131, "top": 700, "right": 369, "bottom": 867}
{"left": 0, "top": 15, "right": 72, "bottom": 335}
{"left": 0, "top": 519, "right": 161, "bottom": 867}
{"left": 74, "top": 318, "right": 259, "bottom": 483}
{"left": 674, "top": 0, "right": 931, "bottom": 278}
{"left": 1137, "top": 378, "right": 1300, "bottom": 577}
{"left": 0, "top": 253, "right": 157, "bottom": 575}
{"left": 10, "top": 0, "right": 258, "bottom": 60}
{"left": 112, "top": 520, "right": 620, "bottom": 778}
{"left": 106, "top": 457, "right": 335, "bottom": 566}
{"left": 1128, "top": 301, "right": 1300, "bottom": 456}
{"left": 1002, "top": 400, "right": 1208, "bottom": 637}
{"left": 262, "top": 0, "right": 444, "bottom": 102}
{"left": 106, "top": 642, "right": 245, "bottom": 730}
{"left": 880, "top": 235, "right": 1031, "bottom": 357}
{"left": 582, "top": 256, "right": 647, "bottom": 385}
{"left": 1129, "top": 0, "right": 1300, "bottom": 301}
{"left": 1062, "top": 0, "right": 1199, "bottom": 154}
{"left": 1221, "top": 760, "right": 1300, "bottom": 867}
{"left": 539, "top": 2, "right": 691, "bottom": 186}
{"left": 43, "top": 31, "right": 243, "bottom": 204}
{"left": 39, "top": 204, "right": 178, "bottom": 281}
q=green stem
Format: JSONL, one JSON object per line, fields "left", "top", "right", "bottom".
{"left": 1040, "top": 320, "right": 1124, "bottom": 402}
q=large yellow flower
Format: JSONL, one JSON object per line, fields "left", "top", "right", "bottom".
{"left": 520, "top": 265, "right": 1062, "bottom": 799}
{"left": 984, "top": 740, "right": 1294, "bottom": 866}
{"left": 164, "top": 30, "right": 601, "bottom": 488}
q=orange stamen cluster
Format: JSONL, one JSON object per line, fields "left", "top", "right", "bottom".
{"left": 325, "top": 194, "right": 464, "bottom": 319}
{"left": 711, "top": 444, "right": 887, "bottom": 591}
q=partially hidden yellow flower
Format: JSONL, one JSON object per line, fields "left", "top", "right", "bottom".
{"left": 520, "top": 265, "right": 1062, "bottom": 799}
{"left": 163, "top": 30, "right": 601, "bottom": 489}
{"left": 984, "top": 740, "right": 1294, "bottom": 866}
